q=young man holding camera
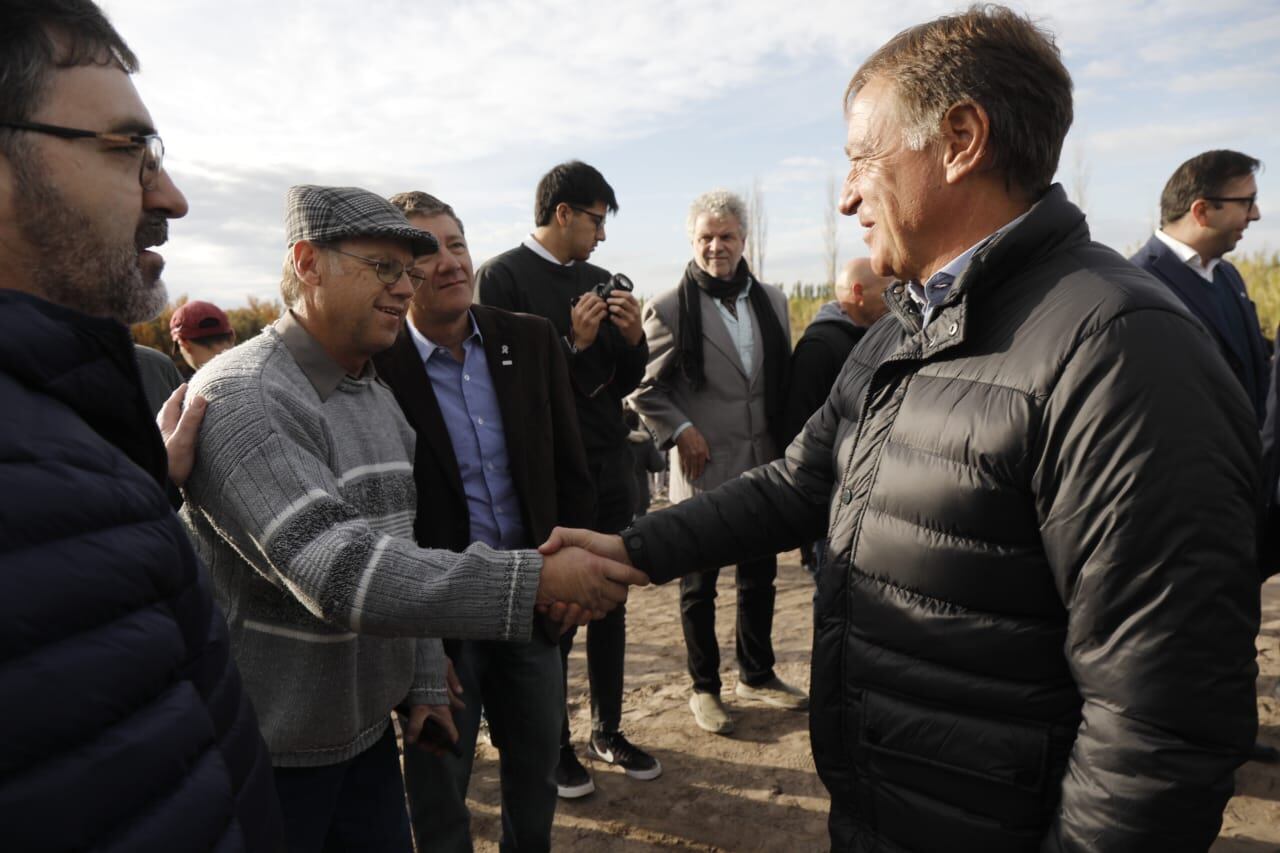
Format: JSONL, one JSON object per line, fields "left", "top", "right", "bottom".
{"left": 477, "top": 160, "right": 660, "bottom": 796}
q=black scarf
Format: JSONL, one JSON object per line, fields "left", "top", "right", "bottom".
{"left": 670, "top": 258, "right": 789, "bottom": 444}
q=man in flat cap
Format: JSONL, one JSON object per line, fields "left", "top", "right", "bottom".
{"left": 170, "top": 298, "right": 237, "bottom": 375}
{"left": 181, "top": 184, "right": 649, "bottom": 852}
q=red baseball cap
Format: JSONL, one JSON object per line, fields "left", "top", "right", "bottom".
{"left": 170, "top": 300, "right": 232, "bottom": 342}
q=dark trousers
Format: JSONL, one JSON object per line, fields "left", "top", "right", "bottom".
{"left": 272, "top": 725, "right": 412, "bottom": 853}
{"left": 680, "top": 554, "right": 778, "bottom": 695}
{"left": 560, "top": 446, "right": 632, "bottom": 740}
{"left": 403, "top": 635, "right": 562, "bottom": 852}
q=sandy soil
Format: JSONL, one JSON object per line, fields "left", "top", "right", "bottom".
{"left": 458, "top": 556, "right": 1280, "bottom": 851}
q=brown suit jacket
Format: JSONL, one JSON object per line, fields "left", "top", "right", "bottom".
{"left": 374, "top": 305, "right": 595, "bottom": 557}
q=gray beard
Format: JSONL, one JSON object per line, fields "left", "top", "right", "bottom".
{"left": 13, "top": 152, "right": 168, "bottom": 325}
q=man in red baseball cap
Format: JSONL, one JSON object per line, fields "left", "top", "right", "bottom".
{"left": 170, "top": 299, "right": 236, "bottom": 372}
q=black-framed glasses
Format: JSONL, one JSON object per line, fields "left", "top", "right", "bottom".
{"left": 1204, "top": 194, "right": 1258, "bottom": 212}
{"left": 325, "top": 247, "right": 426, "bottom": 291}
{"left": 568, "top": 205, "right": 606, "bottom": 230}
{"left": 0, "top": 120, "right": 165, "bottom": 190}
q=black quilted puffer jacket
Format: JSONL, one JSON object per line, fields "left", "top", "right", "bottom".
{"left": 623, "top": 185, "right": 1261, "bottom": 852}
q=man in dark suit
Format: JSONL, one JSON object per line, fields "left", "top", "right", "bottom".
{"left": 375, "top": 192, "right": 595, "bottom": 852}
{"left": 1131, "top": 150, "right": 1266, "bottom": 423}
{"left": 1135, "top": 152, "right": 1279, "bottom": 764}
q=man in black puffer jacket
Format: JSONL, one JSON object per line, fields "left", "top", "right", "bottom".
{"left": 543, "top": 7, "right": 1261, "bottom": 851}
{"left": 0, "top": 2, "right": 282, "bottom": 850}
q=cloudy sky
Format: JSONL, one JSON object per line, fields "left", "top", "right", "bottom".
{"left": 101, "top": 0, "right": 1280, "bottom": 306}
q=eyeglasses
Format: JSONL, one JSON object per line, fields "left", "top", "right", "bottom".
{"left": 326, "top": 247, "right": 426, "bottom": 291}
{"left": 0, "top": 120, "right": 165, "bottom": 190}
{"left": 569, "top": 205, "right": 606, "bottom": 230}
{"left": 1204, "top": 194, "right": 1258, "bottom": 213}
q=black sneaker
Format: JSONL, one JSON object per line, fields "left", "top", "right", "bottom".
{"left": 587, "top": 731, "right": 663, "bottom": 781}
{"left": 555, "top": 746, "right": 595, "bottom": 798}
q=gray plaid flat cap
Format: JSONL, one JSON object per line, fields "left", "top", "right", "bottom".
{"left": 285, "top": 185, "right": 439, "bottom": 256}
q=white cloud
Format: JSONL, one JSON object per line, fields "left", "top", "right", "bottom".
{"left": 1168, "top": 63, "right": 1280, "bottom": 94}
{"left": 85, "top": 0, "right": 1279, "bottom": 303}
{"left": 1085, "top": 115, "right": 1271, "bottom": 153}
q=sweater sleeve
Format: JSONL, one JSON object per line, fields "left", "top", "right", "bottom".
{"left": 608, "top": 325, "right": 649, "bottom": 398}
{"left": 185, "top": 374, "right": 542, "bottom": 642}
{"left": 407, "top": 639, "right": 449, "bottom": 705}
{"left": 544, "top": 320, "right": 596, "bottom": 529}
{"left": 475, "top": 259, "right": 525, "bottom": 313}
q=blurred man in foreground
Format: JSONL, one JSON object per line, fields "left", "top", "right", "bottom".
{"left": 0, "top": 1, "right": 281, "bottom": 849}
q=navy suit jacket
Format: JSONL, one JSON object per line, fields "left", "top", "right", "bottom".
{"left": 1131, "top": 234, "right": 1269, "bottom": 423}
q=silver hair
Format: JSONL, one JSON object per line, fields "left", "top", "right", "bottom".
{"left": 686, "top": 189, "right": 748, "bottom": 239}
{"left": 280, "top": 248, "right": 303, "bottom": 307}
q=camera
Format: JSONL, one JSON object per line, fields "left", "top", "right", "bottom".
{"left": 575, "top": 273, "right": 634, "bottom": 305}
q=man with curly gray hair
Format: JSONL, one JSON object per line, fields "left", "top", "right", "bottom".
{"left": 628, "top": 189, "right": 800, "bottom": 736}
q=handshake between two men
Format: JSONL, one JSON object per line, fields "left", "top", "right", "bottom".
{"left": 535, "top": 527, "right": 639, "bottom": 629}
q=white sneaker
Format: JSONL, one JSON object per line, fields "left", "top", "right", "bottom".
{"left": 735, "top": 677, "right": 809, "bottom": 711}
{"left": 689, "top": 692, "right": 735, "bottom": 734}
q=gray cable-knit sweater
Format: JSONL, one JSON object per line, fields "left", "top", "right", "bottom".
{"left": 182, "top": 313, "right": 542, "bottom": 767}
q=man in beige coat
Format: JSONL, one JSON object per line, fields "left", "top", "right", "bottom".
{"left": 629, "top": 190, "right": 805, "bottom": 734}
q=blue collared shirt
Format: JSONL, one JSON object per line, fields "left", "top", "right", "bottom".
{"left": 907, "top": 209, "right": 1031, "bottom": 328}
{"left": 712, "top": 279, "right": 755, "bottom": 374}
{"left": 408, "top": 314, "right": 526, "bottom": 550}
{"left": 672, "top": 280, "right": 755, "bottom": 442}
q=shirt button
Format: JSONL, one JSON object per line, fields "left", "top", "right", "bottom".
{"left": 841, "top": 489, "right": 853, "bottom": 505}
{"left": 477, "top": 417, "right": 485, "bottom": 425}
{"left": 464, "top": 374, "right": 470, "bottom": 381}
{"left": 948, "top": 322, "right": 958, "bottom": 336}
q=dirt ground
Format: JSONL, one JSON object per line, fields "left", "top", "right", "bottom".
{"left": 459, "top": 556, "right": 1280, "bottom": 851}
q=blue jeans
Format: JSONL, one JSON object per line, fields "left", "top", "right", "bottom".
{"left": 403, "top": 633, "right": 562, "bottom": 852}
{"left": 272, "top": 724, "right": 412, "bottom": 853}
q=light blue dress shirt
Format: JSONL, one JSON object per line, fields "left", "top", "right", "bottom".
{"left": 408, "top": 314, "right": 526, "bottom": 550}
{"left": 907, "top": 210, "right": 1031, "bottom": 328}
{"left": 673, "top": 280, "right": 756, "bottom": 442}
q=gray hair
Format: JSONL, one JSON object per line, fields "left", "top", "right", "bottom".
{"left": 845, "top": 4, "right": 1073, "bottom": 195}
{"left": 279, "top": 249, "right": 302, "bottom": 308}
{"left": 686, "top": 189, "right": 748, "bottom": 240}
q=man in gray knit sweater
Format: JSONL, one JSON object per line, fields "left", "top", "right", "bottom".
{"left": 181, "top": 185, "right": 647, "bottom": 853}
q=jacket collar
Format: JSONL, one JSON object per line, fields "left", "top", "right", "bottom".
{"left": 0, "top": 289, "right": 168, "bottom": 485}
{"left": 882, "top": 184, "right": 1088, "bottom": 358}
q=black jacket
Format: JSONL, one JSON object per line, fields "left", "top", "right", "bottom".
{"left": 622, "top": 187, "right": 1261, "bottom": 851}
{"left": 373, "top": 306, "right": 595, "bottom": 551}
{"left": 778, "top": 301, "right": 868, "bottom": 448}
{"left": 0, "top": 290, "right": 282, "bottom": 852}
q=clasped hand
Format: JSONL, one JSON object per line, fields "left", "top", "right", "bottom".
{"left": 535, "top": 528, "right": 645, "bottom": 631}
